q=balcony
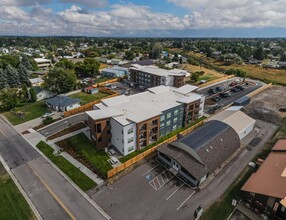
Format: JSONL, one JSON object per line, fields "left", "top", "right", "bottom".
{"left": 139, "top": 124, "right": 147, "bottom": 131}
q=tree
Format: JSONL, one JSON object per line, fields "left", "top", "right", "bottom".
{"left": 5, "top": 64, "right": 19, "bottom": 88}
{"left": 0, "top": 88, "right": 18, "bottom": 111}
{"left": 43, "top": 67, "right": 77, "bottom": 94}
{"left": 21, "top": 55, "right": 38, "bottom": 70}
{"left": 191, "top": 73, "right": 199, "bottom": 82}
{"left": 29, "top": 87, "right": 37, "bottom": 102}
{"left": 125, "top": 51, "right": 135, "bottom": 60}
{"left": 17, "top": 64, "right": 29, "bottom": 84}
{"left": 253, "top": 46, "right": 265, "bottom": 60}
{"left": 0, "top": 69, "right": 8, "bottom": 90}
{"left": 55, "top": 58, "right": 75, "bottom": 70}
{"left": 75, "top": 58, "right": 100, "bottom": 77}
{"left": 21, "top": 84, "right": 29, "bottom": 100}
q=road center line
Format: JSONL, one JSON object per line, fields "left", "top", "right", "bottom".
{"left": 32, "top": 170, "right": 77, "bottom": 220}
{"left": 176, "top": 191, "right": 195, "bottom": 211}
{"left": 166, "top": 183, "right": 184, "bottom": 201}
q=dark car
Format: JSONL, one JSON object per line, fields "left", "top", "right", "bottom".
{"left": 212, "top": 104, "right": 222, "bottom": 110}
{"left": 280, "top": 107, "right": 286, "bottom": 112}
{"left": 231, "top": 87, "right": 240, "bottom": 92}
{"left": 220, "top": 92, "right": 231, "bottom": 98}
{"left": 236, "top": 85, "right": 244, "bottom": 91}
{"left": 208, "top": 88, "right": 217, "bottom": 94}
{"left": 212, "top": 96, "right": 221, "bottom": 102}
{"left": 215, "top": 86, "right": 223, "bottom": 92}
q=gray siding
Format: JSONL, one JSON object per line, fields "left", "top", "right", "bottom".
{"left": 160, "top": 105, "right": 184, "bottom": 137}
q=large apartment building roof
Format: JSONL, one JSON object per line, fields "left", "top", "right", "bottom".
{"left": 87, "top": 85, "right": 204, "bottom": 124}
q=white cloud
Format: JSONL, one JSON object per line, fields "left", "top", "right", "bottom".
{"left": 1, "top": 0, "right": 51, "bottom": 6}
{"left": 167, "top": 0, "right": 286, "bottom": 28}
{"left": 59, "top": 0, "right": 108, "bottom": 8}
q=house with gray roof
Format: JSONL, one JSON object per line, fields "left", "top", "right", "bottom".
{"left": 45, "top": 96, "right": 81, "bottom": 112}
{"left": 157, "top": 120, "right": 241, "bottom": 187}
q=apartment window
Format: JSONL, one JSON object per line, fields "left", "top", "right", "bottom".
{"left": 160, "top": 115, "right": 165, "bottom": 121}
{"left": 107, "top": 130, "right": 111, "bottom": 134}
{"left": 96, "top": 123, "right": 102, "bottom": 133}
{"left": 167, "top": 113, "right": 171, "bottom": 119}
{"left": 166, "top": 120, "right": 171, "bottom": 126}
{"left": 173, "top": 125, "right": 177, "bottom": 130}
{"left": 174, "top": 109, "right": 179, "bottom": 115}
{"left": 98, "top": 137, "right": 102, "bottom": 142}
{"left": 128, "top": 128, "right": 133, "bottom": 134}
{"left": 128, "top": 146, "right": 134, "bottom": 152}
{"left": 161, "top": 123, "right": 165, "bottom": 128}
{"left": 128, "top": 137, "right": 133, "bottom": 143}
{"left": 173, "top": 117, "right": 178, "bottom": 123}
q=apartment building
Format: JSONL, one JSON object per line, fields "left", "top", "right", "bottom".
{"left": 129, "top": 64, "right": 189, "bottom": 88}
{"left": 86, "top": 85, "right": 204, "bottom": 156}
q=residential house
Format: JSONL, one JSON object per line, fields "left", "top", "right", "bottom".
{"left": 32, "top": 87, "right": 55, "bottom": 101}
{"left": 34, "top": 58, "right": 52, "bottom": 69}
{"left": 45, "top": 96, "right": 81, "bottom": 112}
{"left": 29, "top": 78, "right": 44, "bottom": 87}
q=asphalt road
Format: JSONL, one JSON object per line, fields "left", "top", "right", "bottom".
{"left": 92, "top": 120, "right": 277, "bottom": 220}
{"left": 0, "top": 116, "right": 109, "bottom": 220}
{"left": 38, "top": 113, "right": 88, "bottom": 137}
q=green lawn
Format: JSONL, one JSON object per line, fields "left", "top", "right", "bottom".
{"left": 60, "top": 133, "right": 112, "bottom": 177}
{"left": 3, "top": 101, "right": 47, "bottom": 125}
{"left": 0, "top": 162, "right": 35, "bottom": 220}
{"left": 69, "top": 92, "right": 109, "bottom": 105}
{"left": 36, "top": 141, "right": 96, "bottom": 192}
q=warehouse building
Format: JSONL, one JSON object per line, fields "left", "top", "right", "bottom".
{"left": 241, "top": 140, "right": 286, "bottom": 220}
{"left": 157, "top": 120, "right": 241, "bottom": 187}
{"left": 209, "top": 106, "right": 256, "bottom": 140}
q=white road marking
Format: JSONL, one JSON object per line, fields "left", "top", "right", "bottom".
{"left": 142, "top": 164, "right": 159, "bottom": 176}
{"left": 166, "top": 183, "right": 184, "bottom": 201}
{"left": 149, "top": 170, "right": 175, "bottom": 191}
{"left": 0, "top": 129, "right": 7, "bottom": 138}
{"left": 176, "top": 191, "right": 195, "bottom": 211}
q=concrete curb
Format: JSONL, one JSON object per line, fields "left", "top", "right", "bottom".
{"left": 0, "top": 154, "right": 43, "bottom": 220}
{"left": 21, "top": 135, "right": 112, "bottom": 220}
{"left": 1, "top": 114, "right": 112, "bottom": 220}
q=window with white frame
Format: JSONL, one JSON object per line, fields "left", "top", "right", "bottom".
{"left": 128, "top": 137, "right": 133, "bottom": 143}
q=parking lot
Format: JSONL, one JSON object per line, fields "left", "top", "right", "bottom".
{"left": 198, "top": 78, "right": 264, "bottom": 114}
{"left": 92, "top": 158, "right": 197, "bottom": 220}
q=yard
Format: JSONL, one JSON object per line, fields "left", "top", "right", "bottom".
{"left": 36, "top": 141, "right": 96, "bottom": 192}
{"left": 3, "top": 100, "right": 47, "bottom": 125}
{"left": 0, "top": 162, "right": 35, "bottom": 220}
{"left": 69, "top": 91, "right": 109, "bottom": 105}
{"left": 56, "top": 133, "right": 112, "bottom": 178}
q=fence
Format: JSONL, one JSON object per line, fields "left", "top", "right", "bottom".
{"left": 92, "top": 78, "right": 121, "bottom": 88}
{"left": 247, "top": 83, "right": 272, "bottom": 98}
{"left": 107, "top": 119, "right": 206, "bottom": 179}
{"left": 63, "top": 89, "right": 119, "bottom": 117}
{"left": 198, "top": 75, "right": 234, "bottom": 88}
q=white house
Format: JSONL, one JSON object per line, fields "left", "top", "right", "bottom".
{"left": 29, "top": 78, "right": 44, "bottom": 87}
{"left": 32, "top": 87, "right": 55, "bottom": 101}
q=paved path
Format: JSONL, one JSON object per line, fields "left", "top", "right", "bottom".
{"left": 0, "top": 116, "right": 110, "bottom": 220}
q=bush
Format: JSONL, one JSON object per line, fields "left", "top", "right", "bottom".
{"left": 42, "top": 116, "right": 54, "bottom": 125}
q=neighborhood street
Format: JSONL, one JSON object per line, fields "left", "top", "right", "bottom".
{"left": 0, "top": 116, "right": 109, "bottom": 220}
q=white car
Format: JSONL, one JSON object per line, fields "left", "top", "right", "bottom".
{"left": 42, "top": 112, "right": 55, "bottom": 118}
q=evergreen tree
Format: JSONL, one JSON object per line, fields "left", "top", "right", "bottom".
{"left": 0, "top": 88, "right": 18, "bottom": 111}
{"left": 21, "top": 55, "right": 38, "bottom": 70}
{"left": 0, "top": 68, "right": 8, "bottom": 90}
{"left": 29, "top": 87, "right": 37, "bottom": 102}
{"left": 21, "top": 84, "right": 29, "bottom": 100}
{"left": 17, "top": 64, "right": 29, "bottom": 84}
{"left": 5, "top": 64, "right": 19, "bottom": 88}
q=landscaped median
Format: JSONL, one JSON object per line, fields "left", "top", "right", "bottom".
{"left": 36, "top": 141, "right": 96, "bottom": 192}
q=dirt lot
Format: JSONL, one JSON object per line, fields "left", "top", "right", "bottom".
{"left": 242, "top": 85, "right": 286, "bottom": 125}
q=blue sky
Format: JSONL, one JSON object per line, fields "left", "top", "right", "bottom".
{"left": 1, "top": 0, "right": 286, "bottom": 37}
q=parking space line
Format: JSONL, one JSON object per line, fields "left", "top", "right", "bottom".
{"left": 176, "top": 191, "right": 195, "bottom": 211}
{"left": 166, "top": 183, "right": 184, "bottom": 201}
{"left": 160, "top": 174, "right": 165, "bottom": 184}
{"left": 142, "top": 164, "right": 159, "bottom": 176}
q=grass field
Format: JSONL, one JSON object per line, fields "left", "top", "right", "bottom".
{"left": 69, "top": 92, "right": 109, "bottom": 105}
{"left": 0, "top": 162, "right": 35, "bottom": 220}
{"left": 3, "top": 101, "right": 47, "bottom": 125}
{"left": 58, "top": 133, "right": 112, "bottom": 177}
{"left": 36, "top": 141, "right": 96, "bottom": 191}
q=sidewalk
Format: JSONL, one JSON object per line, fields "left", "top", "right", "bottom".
{"left": 23, "top": 129, "right": 104, "bottom": 186}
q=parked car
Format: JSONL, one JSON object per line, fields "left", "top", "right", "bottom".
{"left": 208, "top": 88, "right": 217, "bottom": 94}
{"left": 231, "top": 87, "right": 240, "bottom": 92}
{"left": 212, "top": 104, "right": 222, "bottom": 110}
{"left": 42, "top": 112, "right": 55, "bottom": 118}
{"left": 280, "top": 107, "right": 286, "bottom": 112}
{"left": 211, "top": 96, "right": 221, "bottom": 102}
{"left": 220, "top": 92, "right": 231, "bottom": 98}
{"left": 229, "top": 82, "right": 238, "bottom": 87}
{"left": 235, "top": 85, "right": 244, "bottom": 91}
{"left": 215, "top": 86, "right": 223, "bottom": 92}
